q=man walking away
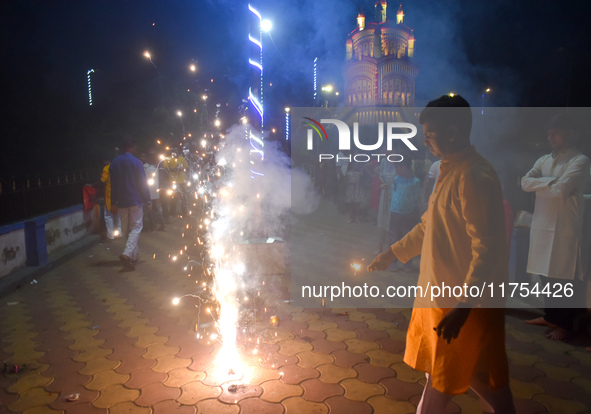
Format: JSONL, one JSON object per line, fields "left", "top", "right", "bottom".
{"left": 110, "top": 137, "right": 152, "bottom": 271}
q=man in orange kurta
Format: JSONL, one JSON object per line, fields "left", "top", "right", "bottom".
{"left": 369, "top": 95, "right": 515, "bottom": 413}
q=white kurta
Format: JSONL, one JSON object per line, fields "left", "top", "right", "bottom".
{"left": 143, "top": 163, "right": 159, "bottom": 200}
{"left": 521, "top": 148, "right": 590, "bottom": 280}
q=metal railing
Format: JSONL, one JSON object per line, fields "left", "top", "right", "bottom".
{"left": 0, "top": 170, "right": 98, "bottom": 226}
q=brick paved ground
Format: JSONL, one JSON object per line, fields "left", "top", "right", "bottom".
{"left": 1, "top": 200, "right": 591, "bottom": 413}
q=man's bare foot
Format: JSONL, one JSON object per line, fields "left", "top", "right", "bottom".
{"left": 546, "top": 327, "right": 569, "bottom": 341}
{"left": 525, "top": 317, "right": 556, "bottom": 328}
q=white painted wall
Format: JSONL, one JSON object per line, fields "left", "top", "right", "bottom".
{"left": 45, "top": 209, "right": 95, "bottom": 255}
{"left": 0, "top": 229, "right": 26, "bottom": 278}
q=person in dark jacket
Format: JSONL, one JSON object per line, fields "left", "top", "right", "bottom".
{"left": 110, "top": 137, "right": 151, "bottom": 271}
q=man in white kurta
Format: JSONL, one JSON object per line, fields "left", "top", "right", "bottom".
{"left": 521, "top": 114, "right": 590, "bottom": 340}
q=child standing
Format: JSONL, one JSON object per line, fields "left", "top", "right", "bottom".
{"left": 390, "top": 158, "right": 422, "bottom": 271}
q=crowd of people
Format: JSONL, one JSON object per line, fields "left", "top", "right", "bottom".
{"left": 311, "top": 95, "right": 591, "bottom": 413}
{"left": 316, "top": 142, "right": 514, "bottom": 274}
{"left": 84, "top": 96, "right": 590, "bottom": 413}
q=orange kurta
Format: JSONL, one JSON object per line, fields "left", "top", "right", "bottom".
{"left": 391, "top": 146, "right": 509, "bottom": 394}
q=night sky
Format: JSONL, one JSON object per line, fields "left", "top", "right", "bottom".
{"left": 2, "top": 0, "right": 590, "bottom": 179}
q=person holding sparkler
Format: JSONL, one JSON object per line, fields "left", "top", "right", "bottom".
{"left": 368, "top": 95, "right": 515, "bottom": 413}
{"left": 388, "top": 157, "right": 421, "bottom": 272}
{"left": 109, "top": 137, "right": 152, "bottom": 271}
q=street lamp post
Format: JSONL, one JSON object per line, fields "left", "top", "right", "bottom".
{"left": 247, "top": 4, "right": 269, "bottom": 179}
{"left": 481, "top": 88, "right": 491, "bottom": 136}
{"left": 144, "top": 51, "right": 164, "bottom": 105}
{"left": 481, "top": 87, "right": 491, "bottom": 115}
{"left": 321, "top": 85, "right": 335, "bottom": 107}
{"left": 177, "top": 111, "right": 185, "bottom": 137}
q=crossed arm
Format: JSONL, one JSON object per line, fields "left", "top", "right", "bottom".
{"left": 522, "top": 155, "right": 590, "bottom": 198}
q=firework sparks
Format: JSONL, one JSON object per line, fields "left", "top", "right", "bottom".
{"left": 350, "top": 259, "right": 365, "bottom": 275}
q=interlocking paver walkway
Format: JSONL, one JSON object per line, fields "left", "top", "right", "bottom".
{"left": 0, "top": 200, "right": 590, "bottom": 413}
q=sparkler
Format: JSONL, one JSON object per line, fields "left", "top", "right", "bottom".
{"left": 350, "top": 258, "right": 365, "bottom": 275}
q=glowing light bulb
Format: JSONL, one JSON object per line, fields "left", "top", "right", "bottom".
{"left": 261, "top": 19, "right": 272, "bottom": 32}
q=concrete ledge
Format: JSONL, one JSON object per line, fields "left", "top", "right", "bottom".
{"left": 1, "top": 204, "right": 99, "bottom": 279}
{"left": 0, "top": 233, "right": 101, "bottom": 297}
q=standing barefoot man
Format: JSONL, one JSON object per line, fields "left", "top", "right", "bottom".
{"left": 522, "top": 113, "right": 590, "bottom": 340}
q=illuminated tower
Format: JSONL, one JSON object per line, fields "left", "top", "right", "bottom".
{"left": 343, "top": 2, "right": 417, "bottom": 110}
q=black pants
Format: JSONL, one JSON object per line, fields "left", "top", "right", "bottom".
{"left": 145, "top": 199, "right": 165, "bottom": 230}
{"left": 543, "top": 277, "right": 585, "bottom": 331}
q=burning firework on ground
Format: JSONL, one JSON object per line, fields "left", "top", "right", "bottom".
{"left": 168, "top": 122, "right": 283, "bottom": 382}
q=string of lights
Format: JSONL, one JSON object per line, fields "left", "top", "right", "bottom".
{"left": 87, "top": 69, "right": 95, "bottom": 106}
{"left": 248, "top": 4, "right": 265, "bottom": 179}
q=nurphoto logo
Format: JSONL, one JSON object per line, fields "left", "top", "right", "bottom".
{"left": 304, "top": 118, "right": 419, "bottom": 163}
